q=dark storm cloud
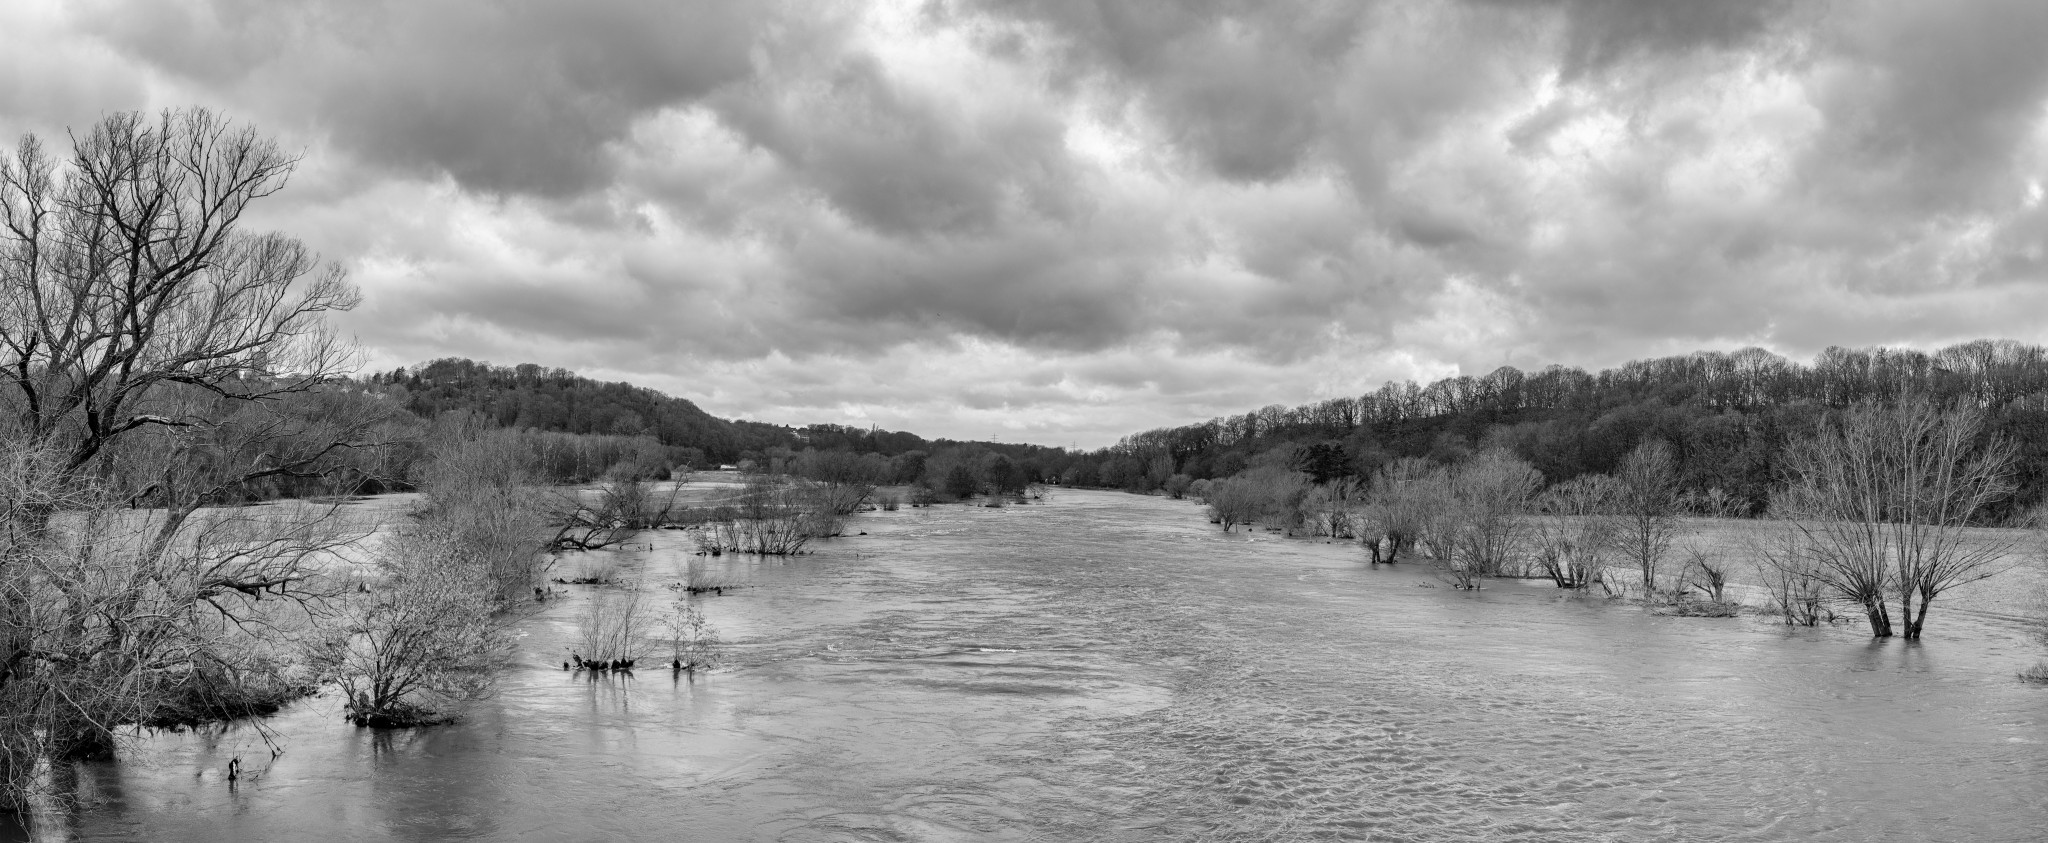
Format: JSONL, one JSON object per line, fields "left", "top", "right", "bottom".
{"left": 81, "top": 0, "right": 770, "bottom": 196}
{"left": 1540, "top": 0, "right": 1797, "bottom": 78}
{"left": 1802, "top": 0, "right": 2048, "bottom": 217}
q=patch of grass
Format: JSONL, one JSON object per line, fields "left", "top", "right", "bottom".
{"left": 2018, "top": 661, "right": 2048, "bottom": 685}
{"left": 1660, "top": 599, "right": 1741, "bottom": 618}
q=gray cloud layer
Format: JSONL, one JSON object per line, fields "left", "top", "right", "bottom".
{"left": 5, "top": 0, "right": 2046, "bottom": 445}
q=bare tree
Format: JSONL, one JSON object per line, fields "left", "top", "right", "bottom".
{"left": 1778, "top": 397, "right": 2020, "bottom": 639}
{"left": 0, "top": 108, "right": 362, "bottom": 483}
{"left": 1363, "top": 458, "right": 1434, "bottom": 563}
{"left": 1680, "top": 546, "right": 1732, "bottom": 603}
{"left": 1297, "top": 479, "right": 1362, "bottom": 539}
{"left": 692, "top": 475, "right": 828, "bottom": 556}
{"left": 308, "top": 525, "right": 509, "bottom": 727}
{"left": 1437, "top": 450, "right": 1543, "bottom": 586}
{"left": 791, "top": 449, "right": 879, "bottom": 515}
{"left": 1615, "top": 439, "right": 1682, "bottom": 596}
{"left": 1205, "top": 475, "right": 1263, "bottom": 532}
{"left": 2, "top": 441, "right": 367, "bottom": 803}
{"left": 414, "top": 425, "right": 554, "bottom": 602}
{"left": 1745, "top": 520, "right": 1834, "bottom": 627}
{"left": 548, "top": 470, "right": 687, "bottom": 553}
{"left": 577, "top": 586, "right": 656, "bottom": 669}
{"left": 0, "top": 108, "right": 376, "bottom": 807}
{"left": 1532, "top": 473, "right": 1620, "bottom": 589}
{"left": 662, "top": 593, "right": 720, "bottom": 671}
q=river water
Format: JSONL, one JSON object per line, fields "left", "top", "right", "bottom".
{"left": 9, "top": 488, "right": 2047, "bottom": 841}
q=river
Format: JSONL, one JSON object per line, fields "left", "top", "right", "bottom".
{"left": 9, "top": 488, "right": 2046, "bottom": 841}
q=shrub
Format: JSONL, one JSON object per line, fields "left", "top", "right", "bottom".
{"left": 312, "top": 527, "right": 511, "bottom": 727}
{"left": 578, "top": 586, "right": 656, "bottom": 667}
{"left": 689, "top": 476, "right": 831, "bottom": 555}
{"left": 664, "top": 599, "right": 720, "bottom": 670}
{"left": 1163, "top": 474, "right": 1195, "bottom": 499}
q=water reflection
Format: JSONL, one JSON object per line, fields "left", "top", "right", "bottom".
{"left": 6, "top": 488, "right": 2043, "bottom": 841}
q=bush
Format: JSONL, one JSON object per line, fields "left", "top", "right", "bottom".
{"left": 577, "top": 586, "right": 655, "bottom": 667}
{"left": 663, "top": 599, "right": 720, "bottom": 670}
{"left": 2018, "top": 662, "right": 2048, "bottom": 684}
{"left": 690, "top": 476, "right": 832, "bottom": 555}
{"left": 312, "top": 526, "right": 512, "bottom": 727}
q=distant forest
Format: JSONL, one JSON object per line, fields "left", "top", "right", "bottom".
{"left": 1064, "top": 340, "right": 2048, "bottom": 521}
{"left": 335, "top": 357, "right": 1072, "bottom": 495}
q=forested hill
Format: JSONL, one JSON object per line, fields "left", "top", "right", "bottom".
{"left": 363, "top": 358, "right": 787, "bottom": 464}
{"left": 1072, "top": 340, "right": 2048, "bottom": 518}
{"left": 357, "top": 358, "right": 1058, "bottom": 468}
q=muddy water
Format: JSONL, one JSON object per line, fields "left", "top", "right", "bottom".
{"left": 13, "top": 489, "right": 2048, "bottom": 842}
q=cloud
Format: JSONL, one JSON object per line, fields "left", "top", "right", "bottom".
{"left": 78, "top": 0, "right": 772, "bottom": 196}
{"left": 6, "top": 0, "right": 2048, "bottom": 447}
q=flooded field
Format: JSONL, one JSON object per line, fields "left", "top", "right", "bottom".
{"left": 10, "top": 487, "right": 2047, "bottom": 842}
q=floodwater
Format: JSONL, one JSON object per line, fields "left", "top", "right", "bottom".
{"left": 10, "top": 488, "right": 2048, "bottom": 841}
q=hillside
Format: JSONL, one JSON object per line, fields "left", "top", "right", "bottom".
{"left": 1071, "top": 340, "right": 2048, "bottom": 519}
{"left": 361, "top": 358, "right": 1072, "bottom": 471}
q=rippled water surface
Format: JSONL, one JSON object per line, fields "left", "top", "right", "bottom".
{"left": 11, "top": 489, "right": 2048, "bottom": 841}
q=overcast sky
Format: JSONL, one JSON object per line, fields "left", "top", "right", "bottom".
{"left": 5, "top": 1, "right": 2046, "bottom": 447}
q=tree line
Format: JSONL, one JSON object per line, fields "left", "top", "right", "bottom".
{"left": 1186, "top": 397, "right": 2022, "bottom": 643}
{"left": 1067, "top": 340, "right": 2048, "bottom": 521}
{"left": 349, "top": 358, "right": 1077, "bottom": 499}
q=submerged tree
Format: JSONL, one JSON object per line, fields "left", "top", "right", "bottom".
{"left": 309, "top": 525, "right": 508, "bottom": 727}
{"left": 578, "top": 586, "right": 656, "bottom": 668}
{"left": 1205, "top": 474, "right": 1262, "bottom": 532}
{"left": 0, "top": 108, "right": 379, "bottom": 809}
{"left": 662, "top": 592, "right": 719, "bottom": 671}
{"left": 1436, "top": 450, "right": 1543, "bottom": 586}
{"left": 693, "top": 475, "right": 831, "bottom": 555}
{"left": 1532, "top": 473, "right": 1621, "bottom": 589}
{"left": 1777, "top": 397, "right": 2021, "bottom": 639}
{"left": 1362, "top": 458, "right": 1434, "bottom": 563}
{"left": 1615, "top": 439, "right": 1682, "bottom": 596}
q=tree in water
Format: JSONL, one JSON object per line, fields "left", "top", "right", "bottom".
{"left": 1615, "top": 439, "right": 1682, "bottom": 597}
{"left": 1360, "top": 458, "right": 1436, "bottom": 563}
{"left": 0, "top": 108, "right": 381, "bottom": 809}
{"left": 1777, "top": 396, "right": 2021, "bottom": 639}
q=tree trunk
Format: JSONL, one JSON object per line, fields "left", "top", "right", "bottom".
{"left": 1863, "top": 598, "right": 1893, "bottom": 638}
{"left": 1904, "top": 592, "right": 1933, "bottom": 640}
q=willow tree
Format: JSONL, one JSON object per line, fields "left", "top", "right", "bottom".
{"left": 1615, "top": 439, "right": 1681, "bottom": 595}
{"left": 0, "top": 108, "right": 377, "bottom": 808}
{"left": 1532, "top": 473, "right": 1621, "bottom": 590}
{"left": 1777, "top": 397, "right": 2020, "bottom": 639}
{"left": 1361, "top": 457, "right": 1434, "bottom": 563}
